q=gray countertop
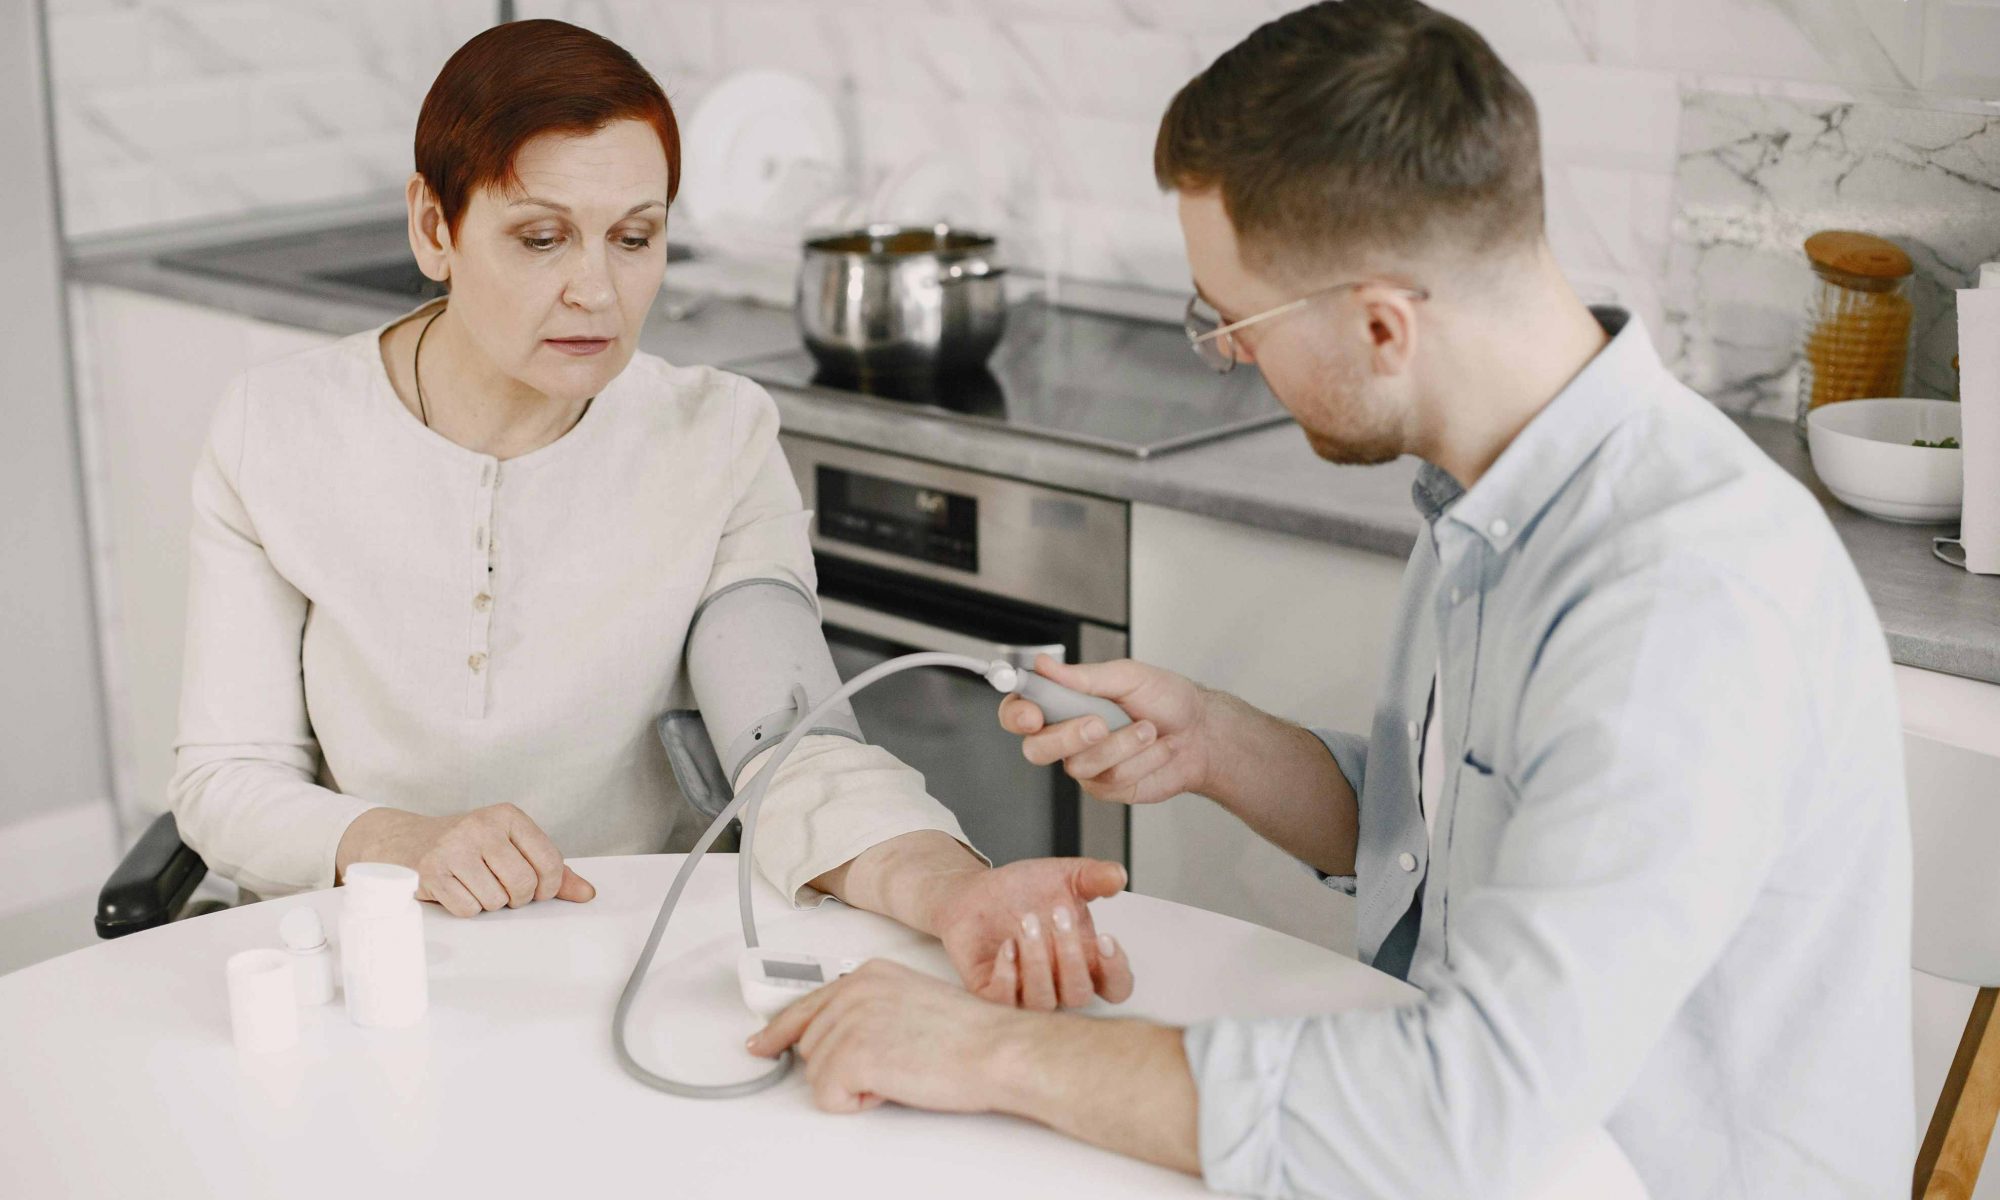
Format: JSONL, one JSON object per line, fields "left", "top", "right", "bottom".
{"left": 70, "top": 226, "right": 1999, "bottom": 686}
{"left": 1734, "top": 419, "right": 2000, "bottom": 684}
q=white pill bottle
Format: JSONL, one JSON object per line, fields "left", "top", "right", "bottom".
{"left": 340, "top": 862, "right": 429, "bottom": 1027}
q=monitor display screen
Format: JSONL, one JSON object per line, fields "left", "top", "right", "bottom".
{"left": 764, "top": 959, "right": 824, "bottom": 983}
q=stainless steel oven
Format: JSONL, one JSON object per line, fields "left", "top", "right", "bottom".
{"left": 782, "top": 435, "right": 1130, "bottom": 867}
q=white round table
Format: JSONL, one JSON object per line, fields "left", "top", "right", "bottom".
{"left": 0, "top": 855, "right": 1644, "bottom": 1197}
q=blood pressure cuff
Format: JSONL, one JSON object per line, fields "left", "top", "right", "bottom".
{"left": 657, "top": 578, "right": 865, "bottom": 819}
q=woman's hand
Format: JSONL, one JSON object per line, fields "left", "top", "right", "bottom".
{"left": 334, "top": 803, "right": 596, "bottom": 917}
{"left": 998, "top": 655, "right": 1218, "bottom": 807}
{"left": 928, "top": 857, "right": 1134, "bottom": 1011}
{"left": 810, "top": 832, "right": 1131, "bottom": 1010}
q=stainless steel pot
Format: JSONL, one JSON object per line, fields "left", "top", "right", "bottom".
{"left": 796, "top": 224, "right": 1008, "bottom": 377}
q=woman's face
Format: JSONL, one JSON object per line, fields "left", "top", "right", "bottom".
{"left": 414, "top": 119, "right": 670, "bottom": 404}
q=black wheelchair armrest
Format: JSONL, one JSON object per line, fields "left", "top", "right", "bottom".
{"left": 96, "top": 812, "right": 207, "bottom": 939}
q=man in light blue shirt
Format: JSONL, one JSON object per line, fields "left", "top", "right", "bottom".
{"left": 747, "top": 2, "right": 1913, "bottom": 1195}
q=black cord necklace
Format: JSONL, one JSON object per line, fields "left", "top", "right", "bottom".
{"left": 412, "top": 307, "right": 443, "bottom": 428}
{"left": 412, "top": 305, "right": 597, "bottom": 437}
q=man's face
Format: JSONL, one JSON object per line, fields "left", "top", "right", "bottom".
{"left": 1175, "top": 189, "right": 1411, "bottom": 466}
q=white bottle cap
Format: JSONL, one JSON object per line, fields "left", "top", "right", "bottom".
{"left": 226, "top": 948, "right": 300, "bottom": 1053}
{"left": 343, "top": 862, "right": 420, "bottom": 916}
{"left": 279, "top": 907, "right": 326, "bottom": 953}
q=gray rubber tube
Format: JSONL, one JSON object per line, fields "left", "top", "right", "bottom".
{"left": 612, "top": 651, "right": 996, "bottom": 1099}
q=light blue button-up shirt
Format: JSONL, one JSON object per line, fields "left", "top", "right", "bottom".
{"left": 1183, "top": 312, "right": 1913, "bottom": 1199}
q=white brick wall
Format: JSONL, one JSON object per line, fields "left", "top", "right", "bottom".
{"left": 44, "top": 0, "right": 2000, "bottom": 319}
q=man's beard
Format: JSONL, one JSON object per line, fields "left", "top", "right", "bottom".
{"left": 1299, "top": 367, "right": 1403, "bottom": 465}
{"left": 1304, "top": 424, "right": 1401, "bottom": 465}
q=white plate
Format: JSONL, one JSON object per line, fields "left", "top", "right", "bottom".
{"left": 869, "top": 152, "right": 985, "bottom": 228}
{"left": 678, "top": 69, "right": 845, "bottom": 237}
{"left": 1807, "top": 398, "right": 1963, "bottom": 524}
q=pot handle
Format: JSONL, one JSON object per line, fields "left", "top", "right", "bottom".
{"left": 942, "top": 260, "right": 1007, "bottom": 284}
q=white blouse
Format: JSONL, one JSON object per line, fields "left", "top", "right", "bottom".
{"left": 170, "top": 308, "right": 970, "bottom": 900}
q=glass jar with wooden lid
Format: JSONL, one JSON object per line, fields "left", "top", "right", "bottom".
{"left": 1796, "top": 230, "right": 1914, "bottom": 436}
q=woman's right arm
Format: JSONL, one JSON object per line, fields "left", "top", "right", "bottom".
{"left": 168, "top": 378, "right": 381, "bottom": 897}
{"left": 173, "top": 377, "right": 596, "bottom": 914}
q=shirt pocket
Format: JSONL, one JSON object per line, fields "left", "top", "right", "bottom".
{"left": 1444, "top": 758, "right": 1522, "bottom": 956}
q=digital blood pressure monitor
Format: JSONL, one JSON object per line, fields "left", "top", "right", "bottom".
{"left": 612, "top": 651, "right": 1130, "bottom": 1099}
{"left": 737, "top": 948, "right": 861, "bottom": 1018}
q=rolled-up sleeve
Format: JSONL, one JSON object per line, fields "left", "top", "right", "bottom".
{"left": 169, "top": 378, "right": 380, "bottom": 896}
{"left": 1305, "top": 728, "right": 1366, "bottom": 895}
{"left": 704, "top": 377, "right": 983, "bottom": 905}
{"left": 1183, "top": 565, "right": 1800, "bottom": 1198}
{"left": 737, "top": 737, "right": 982, "bottom": 906}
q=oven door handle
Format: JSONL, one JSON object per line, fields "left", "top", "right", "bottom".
{"left": 817, "top": 597, "right": 1067, "bottom": 668}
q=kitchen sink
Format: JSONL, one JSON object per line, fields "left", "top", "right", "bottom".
{"left": 310, "top": 259, "right": 447, "bottom": 303}
{"left": 162, "top": 218, "right": 697, "bottom": 311}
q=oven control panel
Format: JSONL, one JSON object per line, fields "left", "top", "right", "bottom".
{"left": 815, "top": 466, "right": 978, "bottom": 572}
{"left": 781, "top": 434, "right": 1129, "bottom": 628}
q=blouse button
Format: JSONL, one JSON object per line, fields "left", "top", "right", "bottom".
{"left": 473, "top": 593, "right": 492, "bottom": 612}
{"left": 1398, "top": 852, "right": 1419, "bottom": 872}
{"left": 467, "top": 652, "right": 487, "bottom": 672}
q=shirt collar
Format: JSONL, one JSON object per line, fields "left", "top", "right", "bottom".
{"left": 1417, "top": 307, "right": 1659, "bottom": 549}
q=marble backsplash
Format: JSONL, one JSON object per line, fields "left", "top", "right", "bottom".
{"left": 45, "top": 0, "right": 493, "bottom": 236}
{"left": 1663, "top": 91, "right": 2000, "bottom": 418}
{"left": 42, "top": 0, "right": 2000, "bottom": 420}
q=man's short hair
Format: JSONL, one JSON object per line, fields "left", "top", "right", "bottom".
{"left": 1154, "top": 0, "right": 1544, "bottom": 273}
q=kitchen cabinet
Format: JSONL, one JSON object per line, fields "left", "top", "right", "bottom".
{"left": 1127, "top": 502, "right": 1406, "bottom": 955}
{"left": 1899, "top": 663, "right": 2000, "bottom": 1195}
{"left": 69, "top": 285, "right": 336, "bottom": 831}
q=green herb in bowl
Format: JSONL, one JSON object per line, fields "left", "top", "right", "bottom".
{"left": 1910, "top": 436, "right": 1960, "bottom": 449}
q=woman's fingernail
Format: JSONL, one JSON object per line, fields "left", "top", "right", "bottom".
{"left": 745, "top": 1035, "right": 759, "bottom": 1051}
{"left": 1083, "top": 720, "right": 1107, "bottom": 744}
{"left": 1136, "top": 723, "right": 1156, "bottom": 745}
{"left": 1052, "top": 905, "right": 1074, "bottom": 933}
{"left": 1020, "top": 912, "right": 1042, "bottom": 939}
{"left": 1098, "top": 933, "right": 1117, "bottom": 958}
{"left": 1003, "top": 939, "right": 1018, "bottom": 962}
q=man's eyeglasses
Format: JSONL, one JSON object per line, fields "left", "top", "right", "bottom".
{"left": 1184, "top": 280, "right": 1431, "bottom": 373}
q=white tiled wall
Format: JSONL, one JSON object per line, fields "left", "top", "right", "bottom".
{"left": 44, "top": 1, "right": 2000, "bottom": 320}
{"left": 45, "top": 0, "right": 491, "bottom": 237}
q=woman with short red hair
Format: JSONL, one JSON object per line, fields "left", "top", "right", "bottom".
{"left": 166, "top": 20, "right": 1130, "bottom": 1012}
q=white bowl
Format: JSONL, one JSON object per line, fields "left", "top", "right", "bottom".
{"left": 1806, "top": 398, "right": 1963, "bottom": 524}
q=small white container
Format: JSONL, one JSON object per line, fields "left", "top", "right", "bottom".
{"left": 279, "top": 907, "right": 336, "bottom": 1006}
{"left": 339, "top": 863, "right": 429, "bottom": 1028}
{"left": 226, "top": 948, "right": 300, "bottom": 1053}
{"left": 1806, "top": 398, "right": 1963, "bottom": 524}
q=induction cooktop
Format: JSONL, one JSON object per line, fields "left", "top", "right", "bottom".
{"left": 729, "top": 300, "right": 1290, "bottom": 458}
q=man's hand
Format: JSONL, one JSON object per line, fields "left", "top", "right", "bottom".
{"left": 747, "top": 959, "right": 1202, "bottom": 1176}
{"left": 747, "top": 959, "right": 1032, "bottom": 1113}
{"left": 334, "top": 803, "right": 596, "bottom": 917}
{"left": 1001, "top": 657, "right": 1361, "bottom": 878}
{"left": 998, "top": 656, "right": 1218, "bottom": 807}
{"left": 929, "top": 857, "right": 1134, "bottom": 1010}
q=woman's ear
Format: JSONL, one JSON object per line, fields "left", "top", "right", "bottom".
{"left": 406, "top": 173, "right": 452, "bottom": 285}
